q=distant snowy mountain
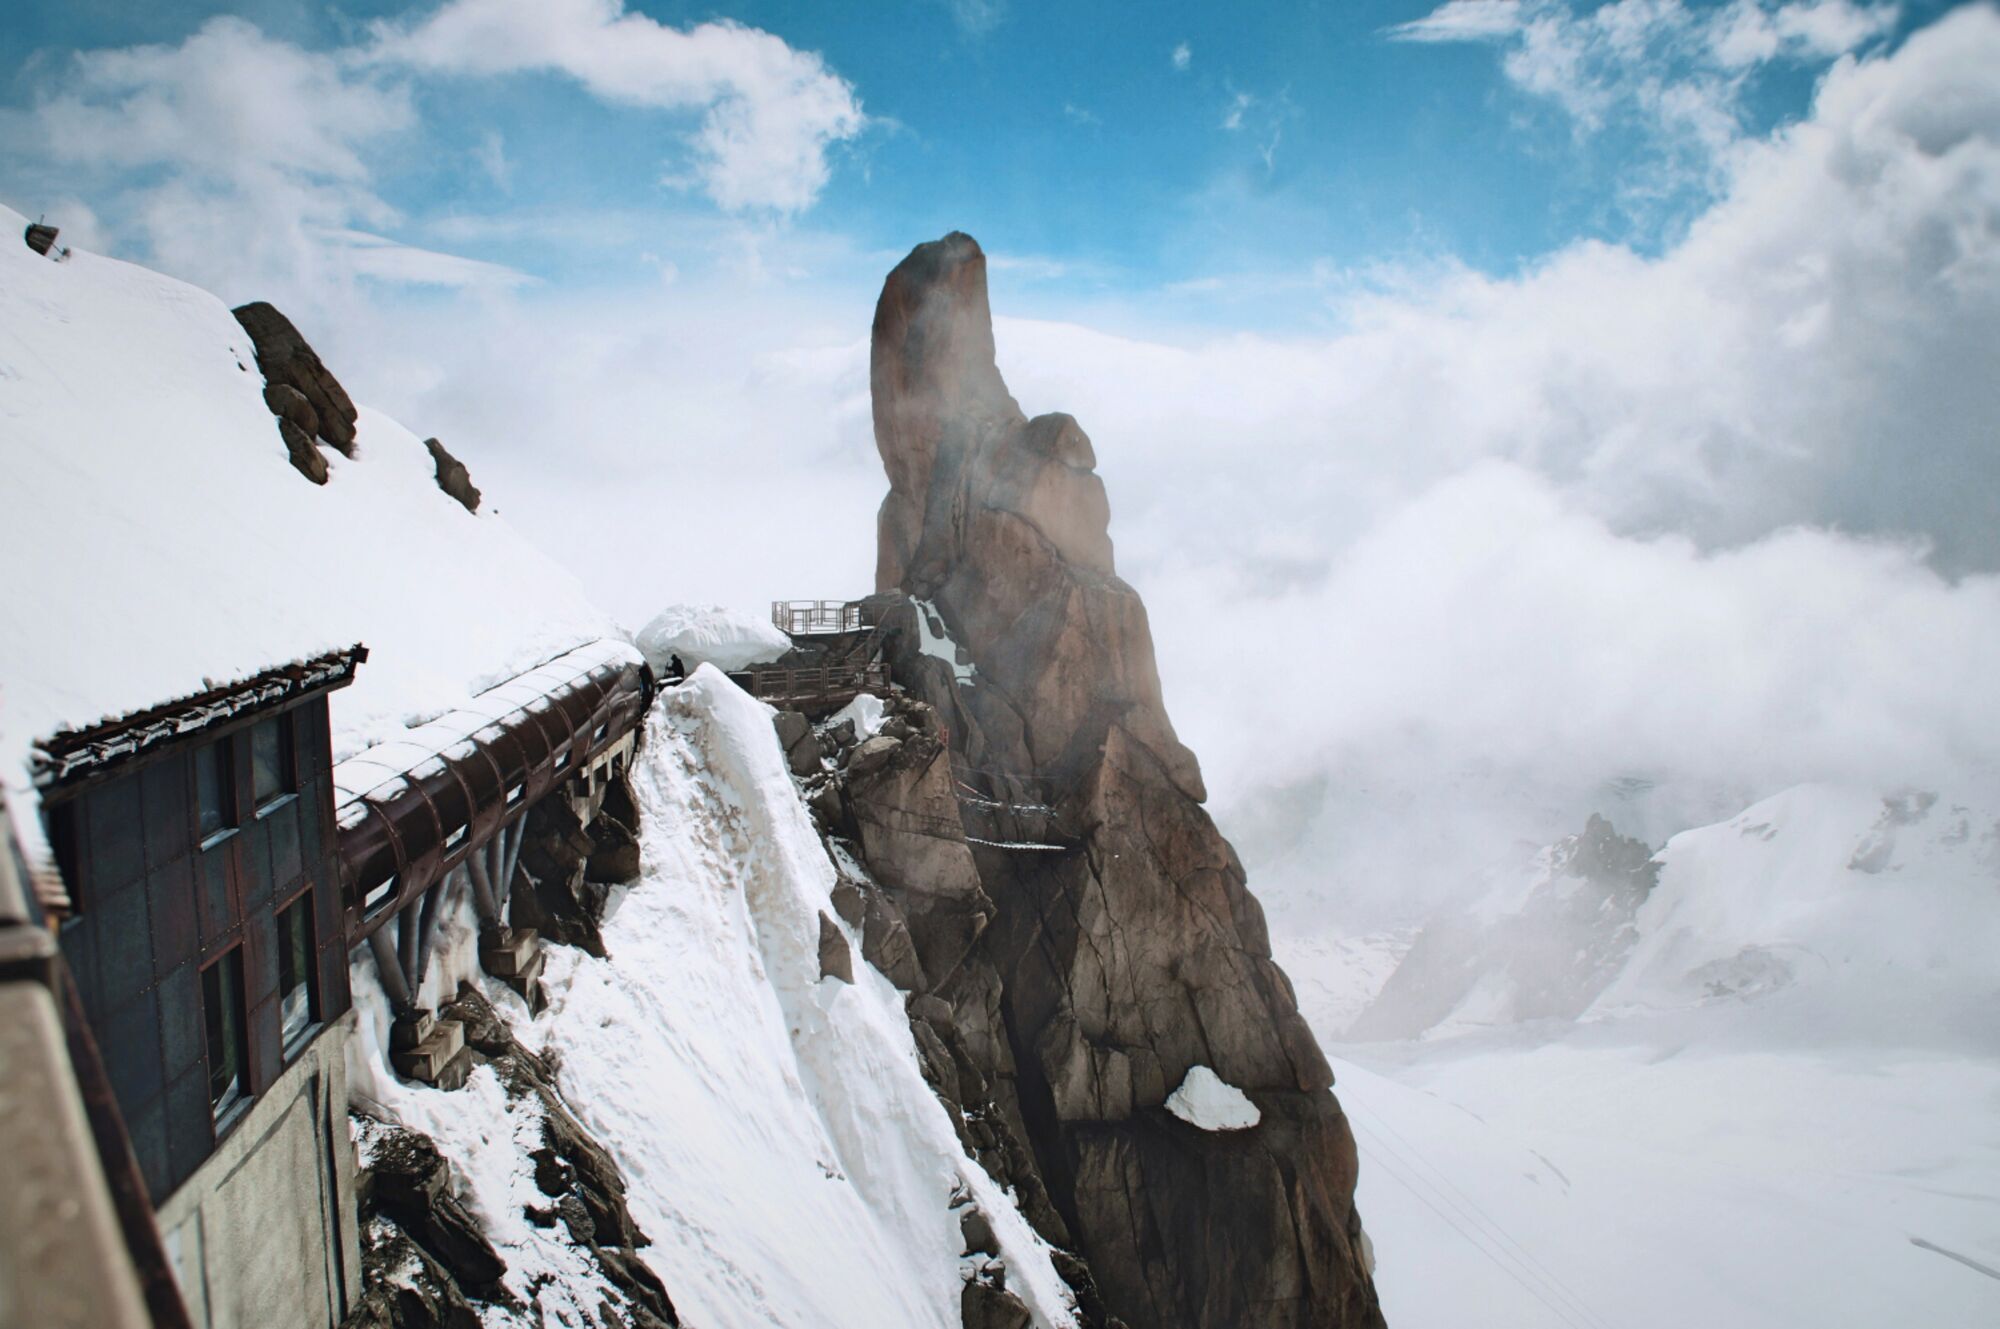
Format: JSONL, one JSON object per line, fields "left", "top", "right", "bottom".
{"left": 1287, "top": 784, "right": 2000, "bottom": 1326}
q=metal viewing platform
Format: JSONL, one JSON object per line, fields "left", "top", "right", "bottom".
{"left": 771, "top": 600, "right": 886, "bottom": 636}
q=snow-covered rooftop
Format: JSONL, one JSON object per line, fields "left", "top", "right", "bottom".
{"left": 0, "top": 201, "right": 623, "bottom": 857}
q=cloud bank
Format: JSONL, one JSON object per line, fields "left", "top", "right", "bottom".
{"left": 369, "top": 0, "right": 866, "bottom": 213}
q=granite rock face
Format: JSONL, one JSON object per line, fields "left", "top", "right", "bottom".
{"left": 233, "top": 301, "right": 360, "bottom": 457}
{"left": 862, "top": 232, "right": 1384, "bottom": 1329}
{"left": 424, "top": 437, "right": 482, "bottom": 513}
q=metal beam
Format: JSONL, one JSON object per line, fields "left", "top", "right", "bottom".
{"left": 367, "top": 929, "right": 413, "bottom": 1010}
{"left": 465, "top": 849, "right": 499, "bottom": 926}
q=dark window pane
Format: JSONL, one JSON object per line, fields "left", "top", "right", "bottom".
{"left": 251, "top": 716, "right": 291, "bottom": 810}
{"left": 195, "top": 742, "right": 234, "bottom": 841}
{"left": 92, "top": 776, "right": 145, "bottom": 892}
{"left": 277, "top": 893, "right": 315, "bottom": 1047}
{"left": 201, "top": 949, "right": 246, "bottom": 1116}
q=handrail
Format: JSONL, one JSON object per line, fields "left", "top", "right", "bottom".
{"left": 729, "top": 661, "right": 890, "bottom": 703}
{"left": 770, "top": 600, "right": 885, "bottom": 636}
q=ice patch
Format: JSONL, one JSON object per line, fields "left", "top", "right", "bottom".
{"left": 913, "top": 598, "right": 976, "bottom": 684}
{"left": 1165, "top": 1065, "right": 1261, "bottom": 1131}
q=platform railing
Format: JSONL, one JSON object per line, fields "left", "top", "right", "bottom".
{"left": 771, "top": 600, "right": 883, "bottom": 636}
{"left": 729, "top": 661, "right": 890, "bottom": 703}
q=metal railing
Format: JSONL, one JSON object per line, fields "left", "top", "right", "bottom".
{"left": 771, "top": 600, "right": 884, "bottom": 637}
{"left": 729, "top": 661, "right": 890, "bottom": 704}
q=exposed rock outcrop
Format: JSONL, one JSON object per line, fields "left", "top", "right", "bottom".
{"left": 233, "top": 301, "right": 360, "bottom": 469}
{"left": 1350, "top": 813, "right": 1659, "bottom": 1040}
{"left": 346, "top": 986, "right": 679, "bottom": 1329}
{"left": 424, "top": 437, "right": 482, "bottom": 513}
{"left": 856, "top": 233, "right": 1383, "bottom": 1328}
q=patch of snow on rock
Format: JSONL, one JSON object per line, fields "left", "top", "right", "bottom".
{"left": 634, "top": 603, "right": 791, "bottom": 674}
{"left": 1166, "top": 1065, "right": 1261, "bottom": 1132}
{"left": 828, "top": 692, "right": 885, "bottom": 739}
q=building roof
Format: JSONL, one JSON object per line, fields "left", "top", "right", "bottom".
{"left": 0, "top": 202, "right": 623, "bottom": 869}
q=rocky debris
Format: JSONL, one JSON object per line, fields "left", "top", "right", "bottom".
{"left": 818, "top": 911, "right": 854, "bottom": 983}
{"left": 830, "top": 877, "right": 866, "bottom": 928}
{"left": 349, "top": 987, "right": 681, "bottom": 1329}
{"left": 858, "top": 233, "right": 1383, "bottom": 1328}
{"left": 423, "top": 438, "right": 482, "bottom": 513}
{"left": 233, "top": 301, "right": 358, "bottom": 451}
{"left": 960, "top": 1205, "right": 999, "bottom": 1257}
{"left": 586, "top": 770, "right": 644, "bottom": 886}
{"left": 774, "top": 709, "right": 821, "bottom": 777}
{"left": 257, "top": 383, "right": 330, "bottom": 484}
{"left": 513, "top": 792, "right": 612, "bottom": 958}
{"left": 355, "top": 1120, "right": 511, "bottom": 1304}
{"left": 341, "top": 1216, "right": 484, "bottom": 1329}
{"left": 846, "top": 733, "right": 902, "bottom": 777}
{"left": 861, "top": 886, "right": 926, "bottom": 992}
{"left": 961, "top": 1276, "right": 1032, "bottom": 1329}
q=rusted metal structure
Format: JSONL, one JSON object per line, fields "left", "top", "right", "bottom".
{"left": 727, "top": 661, "right": 891, "bottom": 710}
{"left": 331, "top": 638, "right": 648, "bottom": 1080}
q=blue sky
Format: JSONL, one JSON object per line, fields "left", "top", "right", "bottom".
{"left": 1, "top": 0, "right": 1961, "bottom": 333}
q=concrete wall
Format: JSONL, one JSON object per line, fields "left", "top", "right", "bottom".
{"left": 156, "top": 1010, "right": 360, "bottom": 1329}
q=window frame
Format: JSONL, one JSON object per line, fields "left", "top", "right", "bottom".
{"left": 250, "top": 712, "right": 297, "bottom": 818}
{"left": 274, "top": 886, "right": 319, "bottom": 1055}
{"left": 193, "top": 738, "right": 238, "bottom": 850}
{"left": 199, "top": 945, "right": 249, "bottom": 1129}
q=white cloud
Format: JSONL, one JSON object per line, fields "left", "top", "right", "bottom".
{"left": 1221, "top": 89, "right": 1253, "bottom": 130}
{"left": 1385, "top": 0, "right": 1525, "bottom": 43}
{"left": 5, "top": 16, "right": 415, "bottom": 305}
{"left": 1172, "top": 41, "right": 1193, "bottom": 71}
{"left": 1062, "top": 101, "right": 1100, "bottom": 127}
{"left": 1390, "top": 0, "right": 1903, "bottom": 212}
{"left": 369, "top": 0, "right": 865, "bottom": 213}
{"left": 978, "top": 7, "right": 2000, "bottom": 923}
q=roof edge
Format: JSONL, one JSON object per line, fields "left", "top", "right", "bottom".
{"left": 31, "top": 644, "right": 368, "bottom": 796}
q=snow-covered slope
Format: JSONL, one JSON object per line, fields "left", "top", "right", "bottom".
{"left": 351, "top": 668, "right": 1078, "bottom": 1327}
{"left": 1288, "top": 783, "right": 2000, "bottom": 1326}
{"left": 0, "top": 199, "right": 618, "bottom": 826}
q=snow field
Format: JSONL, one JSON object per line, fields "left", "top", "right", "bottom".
{"left": 1297, "top": 781, "right": 2000, "bottom": 1328}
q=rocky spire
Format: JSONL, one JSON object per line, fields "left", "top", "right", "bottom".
{"left": 867, "top": 234, "right": 1384, "bottom": 1329}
